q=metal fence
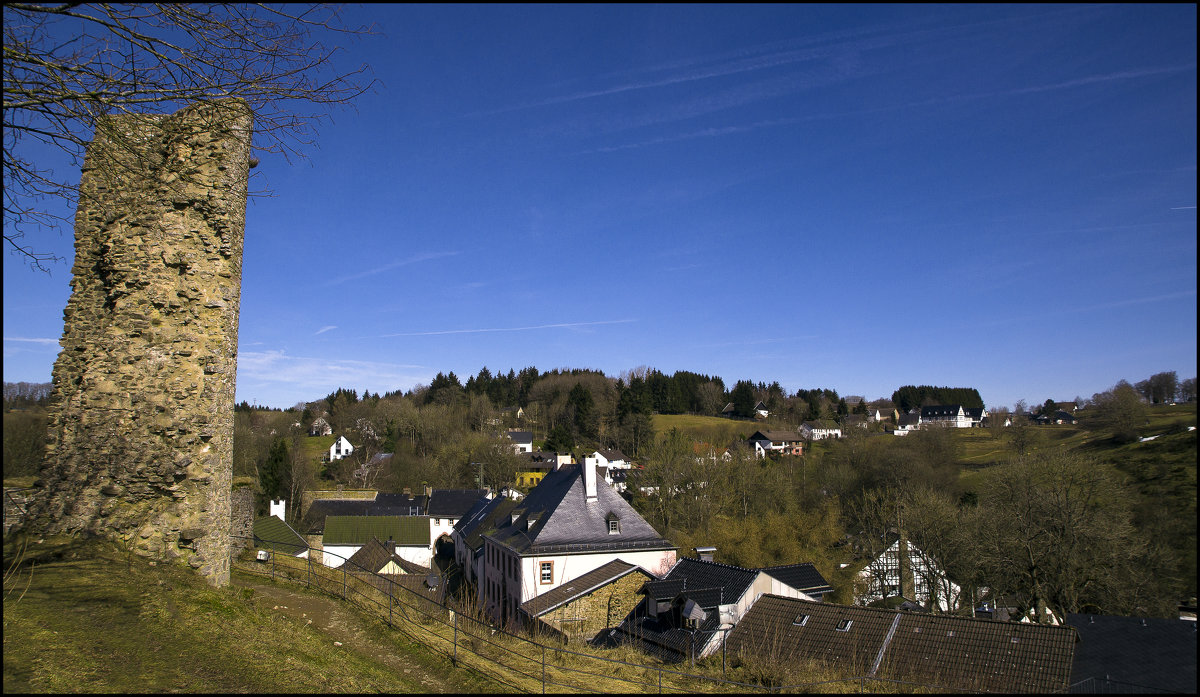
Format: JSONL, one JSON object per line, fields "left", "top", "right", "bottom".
{"left": 231, "top": 537, "right": 1011, "bottom": 694}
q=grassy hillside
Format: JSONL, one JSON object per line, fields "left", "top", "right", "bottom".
{"left": 651, "top": 413, "right": 761, "bottom": 447}
{"left": 2, "top": 535, "right": 499, "bottom": 693}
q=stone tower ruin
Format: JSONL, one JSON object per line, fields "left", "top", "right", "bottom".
{"left": 28, "top": 100, "right": 253, "bottom": 586}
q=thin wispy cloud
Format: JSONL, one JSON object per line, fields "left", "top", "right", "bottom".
{"left": 314, "top": 325, "right": 337, "bottom": 336}
{"left": 1171, "top": 206, "right": 1196, "bottom": 210}
{"left": 237, "top": 350, "right": 427, "bottom": 394}
{"left": 577, "top": 63, "right": 1195, "bottom": 155}
{"left": 380, "top": 319, "right": 635, "bottom": 338}
{"left": 323, "top": 251, "right": 460, "bottom": 287}
{"left": 3, "top": 337, "right": 58, "bottom": 346}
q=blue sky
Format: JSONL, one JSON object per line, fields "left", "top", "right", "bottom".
{"left": 3, "top": 4, "right": 1196, "bottom": 411}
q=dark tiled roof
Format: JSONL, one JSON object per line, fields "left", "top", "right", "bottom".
{"left": 252, "top": 516, "right": 308, "bottom": 555}
{"left": 749, "top": 430, "right": 803, "bottom": 443}
{"left": 727, "top": 595, "right": 1076, "bottom": 693}
{"left": 456, "top": 496, "right": 519, "bottom": 552}
{"left": 603, "top": 600, "right": 724, "bottom": 663}
{"left": 658, "top": 557, "right": 759, "bottom": 605}
{"left": 1066, "top": 613, "right": 1197, "bottom": 693}
{"left": 427, "top": 489, "right": 489, "bottom": 517}
{"left": 344, "top": 536, "right": 430, "bottom": 575}
{"left": 920, "top": 405, "right": 964, "bottom": 418}
{"left": 760, "top": 563, "right": 833, "bottom": 596}
{"left": 322, "top": 515, "right": 429, "bottom": 546}
{"left": 516, "top": 451, "right": 559, "bottom": 470}
{"left": 594, "top": 448, "right": 629, "bottom": 462}
{"left": 520, "top": 559, "right": 650, "bottom": 617}
{"left": 487, "top": 463, "right": 674, "bottom": 556}
{"left": 506, "top": 430, "right": 533, "bottom": 443}
{"left": 302, "top": 493, "right": 427, "bottom": 533}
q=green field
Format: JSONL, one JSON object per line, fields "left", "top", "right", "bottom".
{"left": 651, "top": 413, "right": 762, "bottom": 446}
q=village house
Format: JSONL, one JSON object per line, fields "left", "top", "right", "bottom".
{"left": 327, "top": 434, "right": 354, "bottom": 461}
{"left": 800, "top": 420, "right": 842, "bottom": 440}
{"left": 514, "top": 450, "right": 570, "bottom": 489}
{"left": 725, "top": 595, "right": 1077, "bottom": 693}
{"left": 343, "top": 535, "right": 432, "bottom": 575}
{"left": 505, "top": 429, "right": 534, "bottom": 454}
{"left": 601, "top": 551, "right": 832, "bottom": 663}
{"left": 893, "top": 412, "right": 920, "bottom": 436}
{"left": 320, "top": 514, "right": 432, "bottom": 568}
{"left": 520, "top": 559, "right": 655, "bottom": 642}
{"left": 292, "top": 487, "right": 433, "bottom": 565}
{"left": 866, "top": 404, "right": 899, "bottom": 423}
{"left": 747, "top": 430, "right": 804, "bottom": 457}
{"left": 857, "top": 537, "right": 965, "bottom": 612}
{"left": 427, "top": 488, "right": 490, "bottom": 557}
{"left": 308, "top": 416, "right": 332, "bottom": 436}
{"left": 918, "top": 405, "right": 973, "bottom": 429}
{"left": 475, "top": 458, "right": 677, "bottom": 627}
{"left": 584, "top": 448, "right": 633, "bottom": 493}
{"left": 963, "top": 406, "right": 988, "bottom": 427}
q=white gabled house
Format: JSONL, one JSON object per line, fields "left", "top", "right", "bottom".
{"left": 748, "top": 430, "right": 805, "bottom": 457}
{"left": 857, "top": 537, "right": 964, "bottom": 612}
{"left": 506, "top": 429, "right": 534, "bottom": 454}
{"left": 800, "top": 420, "right": 842, "bottom": 440}
{"left": 328, "top": 434, "right": 354, "bottom": 461}
{"left": 584, "top": 448, "right": 633, "bottom": 492}
{"left": 475, "top": 458, "right": 678, "bottom": 627}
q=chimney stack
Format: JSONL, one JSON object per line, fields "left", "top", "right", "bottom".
{"left": 270, "top": 499, "right": 286, "bottom": 521}
{"left": 695, "top": 546, "right": 716, "bottom": 562}
{"left": 584, "top": 458, "right": 597, "bottom": 501}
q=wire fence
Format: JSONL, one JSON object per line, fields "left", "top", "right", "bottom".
{"left": 231, "top": 537, "right": 1041, "bottom": 694}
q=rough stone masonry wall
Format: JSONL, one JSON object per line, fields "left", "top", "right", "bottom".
{"left": 29, "top": 100, "right": 252, "bottom": 586}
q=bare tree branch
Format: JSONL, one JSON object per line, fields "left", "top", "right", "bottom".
{"left": 3, "top": 3, "right": 377, "bottom": 271}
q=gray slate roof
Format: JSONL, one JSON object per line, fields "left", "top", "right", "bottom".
{"left": 302, "top": 492, "right": 427, "bottom": 533}
{"left": 486, "top": 463, "right": 674, "bottom": 556}
{"left": 1066, "top": 613, "right": 1197, "bottom": 693}
{"left": 426, "top": 489, "right": 489, "bottom": 517}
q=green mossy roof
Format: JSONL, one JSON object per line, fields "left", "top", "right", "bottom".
{"left": 322, "top": 515, "right": 429, "bottom": 546}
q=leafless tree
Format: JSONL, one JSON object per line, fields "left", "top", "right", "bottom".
{"left": 3, "top": 3, "right": 376, "bottom": 270}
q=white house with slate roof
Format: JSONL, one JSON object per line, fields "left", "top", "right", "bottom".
{"left": 918, "top": 405, "right": 973, "bottom": 429}
{"left": 478, "top": 458, "right": 677, "bottom": 627}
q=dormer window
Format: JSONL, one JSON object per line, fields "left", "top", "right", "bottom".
{"left": 605, "top": 512, "right": 620, "bottom": 535}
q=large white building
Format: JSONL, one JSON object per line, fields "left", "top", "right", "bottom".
{"left": 470, "top": 458, "right": 678, "bottom": 627}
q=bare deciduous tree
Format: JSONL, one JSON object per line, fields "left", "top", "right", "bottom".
{"left": 3, "top": 3, "right": 376, "bottom": 270}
